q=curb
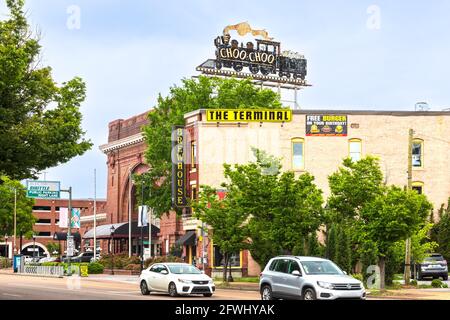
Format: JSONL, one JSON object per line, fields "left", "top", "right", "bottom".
{"left": 1, "top": 272, "right": 64, "bottom": 279}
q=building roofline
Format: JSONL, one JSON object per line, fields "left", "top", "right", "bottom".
{"left": 185, "top": 108, "right": 450, "bottom": 118}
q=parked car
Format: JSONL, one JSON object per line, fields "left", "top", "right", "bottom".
{"left": 415, "top": 253, "right": 448, "bottom": 281}
{"left": 259, "top": 256, "right": 366, "bottom": 300}
{"left": 71, "top": 252, "right": 95, "bottom": 263}
{"left": 38, "top": 256, "right": 58, "bottom": 264}
{"left": 139, "top": 263, "right": 215, "bottom": 297}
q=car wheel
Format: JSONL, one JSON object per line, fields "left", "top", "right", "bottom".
{"left": 261, "top": 284, "right": 273, "bottom": 300}
{"left": 303, "top": 288, "right": 317, "bottom": 300}
{"left": 203, "top": 293, "right": 213, "bottom": 297}
{"left": 442, "top": 275, "right": 448, "bottom": 281}
{"left": 140, "top": 280, "right": 150, "bottom": 295}
{"left": 168, "top": 282, "right": 178, "bottom": 297}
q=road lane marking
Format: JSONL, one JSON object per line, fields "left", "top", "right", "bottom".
{"left": 3, "top": 293, "right": 21, "bottom": 297}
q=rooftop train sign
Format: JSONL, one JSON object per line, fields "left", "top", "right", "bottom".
{"left": 206, "top": 22, "right": 307, "bottom": 82}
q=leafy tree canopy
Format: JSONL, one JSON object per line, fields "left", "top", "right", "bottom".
{"left": 0, "top": 0, "right": 91, "bottom": 179}
{"left": 140, "top": 76, "right": 282, "bottom": 217}
{"left": 0, "top": 176, "right": 35, "bottom": 239}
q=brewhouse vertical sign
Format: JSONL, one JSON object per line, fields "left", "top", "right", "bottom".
{"left": 172, "top": 126, "right": 188, "bottom": 207}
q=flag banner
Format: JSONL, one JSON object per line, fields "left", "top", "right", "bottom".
{"left": 138, "top": 205, "right": 148, "bottom": 227}
{"left": 71, "top": 208, "right": 81, "bottom": 229}
{"left": 59, "top": 207, "right": 68, "bottom": 228}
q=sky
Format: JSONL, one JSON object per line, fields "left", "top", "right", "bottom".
{"left": 1, "top": 0, "right": 450, "bottom": 199}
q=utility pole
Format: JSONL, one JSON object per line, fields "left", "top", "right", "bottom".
{"left": 404, "top": 128, "right": 414, "bottom": 284}
{"left": 128, "top": 170, "right": 132, "bottom": 257}
{"left": 67, "top": 186, "right": 72, "bottom": 276}
{"left": 13, "top": 188, "right": 17, "bottom": 255}
{"left": 93, "top": 169, "right": 97, "bottom": 261}
{"left": 140, "top": 182, "right": 144, "bottom": 271}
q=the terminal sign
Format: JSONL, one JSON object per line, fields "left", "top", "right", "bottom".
{"left": 206, "top": 109, "right": 292, "bottom": 122}
{"left": 306, "top": 115, "right": 348, "bottom": 136}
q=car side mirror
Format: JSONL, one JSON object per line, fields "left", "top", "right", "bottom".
{"left": 161, "top": 270, "right": 168, "bottom": 275}
{"left": 292, "top": 270, "right": 302, "bottom": 277}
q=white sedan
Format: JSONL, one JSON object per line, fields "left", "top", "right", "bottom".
{"left": 139, "top": 263, "right": 215, "bottom": 297}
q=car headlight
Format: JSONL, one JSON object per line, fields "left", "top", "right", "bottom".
{"left": 209, "top": 280, "right": 214, "bottom": 284}
{"left": 317, "top": 281, "right": 333, "bottom": 290}
{"left": 177, "top": 279, "right": 192, "bottom": 284}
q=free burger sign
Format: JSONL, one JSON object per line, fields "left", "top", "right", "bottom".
{"left": 306, "top": 115, "right": 348, "bottom": 136}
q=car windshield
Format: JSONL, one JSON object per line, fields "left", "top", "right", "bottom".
{"left": 301, "top": 261, "right": 344, "bottom": 275}
{"left": 168, "top": 265, "right": 202, "bottom": 274}
{"left": 424, "top": 256, "right": 443, "bottom": 262}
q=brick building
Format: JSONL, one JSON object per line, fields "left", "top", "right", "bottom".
{"left": 182, "top": 108, "right": 450, "bottom": 276}
{"left": 98, "top": 111, "right": 179, "bottom": 257}
{"left": 0, "top": 198, "right": 106, "bottom": 258}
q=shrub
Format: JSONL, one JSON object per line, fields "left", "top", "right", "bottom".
{"left": 0, "top": 257, "right": 12, "bottom": 268}
{"left": 431, "top": 279, "right": 444, "bottom": 288}
{"left": 351, "top": 273, "right": 364, "bottom": 283}
{"left": 88, "top": 262, "right": 104, "bottom": 274}
{"left": 124, "top": 264, "right": 141, "bottom": 271}
{"left": 410, "top": 279, "right": 418, "bottom": 286}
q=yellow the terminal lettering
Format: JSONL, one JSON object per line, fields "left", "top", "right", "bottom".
{"left": 206, "top": 109, "right": 292, "bottom": 122}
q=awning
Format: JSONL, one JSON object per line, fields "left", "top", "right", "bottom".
{"left": 53, "top": 232, "right": 81, "bottom": 242}
{"left": 83, "top": 221, "right": 160, "bottom": 239}
{"left": 175, "top": 230, "right": 196, "bottom": 247}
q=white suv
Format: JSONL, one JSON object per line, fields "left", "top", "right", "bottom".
{"left": 259, "top": 256, "right": 366, "bottom": 300}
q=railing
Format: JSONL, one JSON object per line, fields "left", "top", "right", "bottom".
{"left": 21, "top": 265, "right": 64, "bottom": 277}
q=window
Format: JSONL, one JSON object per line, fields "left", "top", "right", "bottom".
{"left": 412, "top": 181, "right": 424, "bottom": 194}
{"left": 36, "top": 219, "right": 51, "bottom": 224}
{"left": 288, "top": 260, "right": 301, "bottom": 274}
{"left": 349, "top": 139, "right": 362, "bottom": 162}
{"left": 269, "top": 259, "right": 279, "bottom": 271}
{"left": 32, "top": 206, "right": 51, "bottom": 211}
{"left": 212, "top": 245, "right": 241, "bottom": 268}
{"left": 292, "top": 138, "right": 304, "bottom": 170}
{"left": 191, "top": 141, "right": 197, "bottom": 169}
{"left": 274, "top": 259, "right": 289, "bottom": 273}
{"left": 191, "top": 185, "right": 197, "bottom": 201}
{"left": 37, "top": 232, "right": 51, "bottom": 237}
{"left": 412, "top": 139, "right": 424, "bottom": 168}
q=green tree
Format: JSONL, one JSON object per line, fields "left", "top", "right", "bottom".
{"left": 325, "top": 225, "right": 337, "bottom": 261}
{"left": 221, "top": 148, "right": 324, "bottom": 267}
{"left": 45, "top": 242, "right": 60, "bottom": 256}
{"left": 192, "top": 185, "right": 250, "bottom": 283}
{"left": 431, "top": 198, "right": 450, "bottom": 261}
{"left": 140, "top": 76, "right": 282, "bottom": 217}
{"left": 0, "top": 176, "right": 35, "bottom": 238}
{"left": 357, "top": 186, "right": 432, "bottom": 289}
{"left": 328, "top": 156, "right": 384, "bottom": 221}
{"left": 335, "top": 226, "right": 352, "bottom": 274}
{"left": 0, "top": 0, "right": 91, "bottom": 179}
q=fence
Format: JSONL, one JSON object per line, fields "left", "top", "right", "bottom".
{"left": 21, "top": 265, "right": 65, "bottom": 277}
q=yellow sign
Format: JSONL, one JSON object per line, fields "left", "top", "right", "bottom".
{"left": 80, "top": 265, "right": 88, "bottom": 277}
{"left": 206, "top": 109, "right": 292, "bottom": 123}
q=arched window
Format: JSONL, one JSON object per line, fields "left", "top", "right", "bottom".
{"left": 412, "top": 139, "right": 424, "bottom": 168}
{"left": 412, "top": 181, "right": 424, "bottom": 194}
{"left": 349, "top": 139, "right": 362, "bottom": 162}
{"left": 291, "top": 138, "right": 305, "bottom": 170}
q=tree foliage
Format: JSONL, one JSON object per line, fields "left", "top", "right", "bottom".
{"left": 0, "top": 0, "right": 91, "bottom": 179}
{"left": 431, "top": 198, "right": 450, "bottom": 261}
{"left": 0, "top": 176, "right": 35, "bottom": 238}
{"left": 219, "top": 148, "right": 324, "bottom": 267}
{"left": 328, "top": 156, "right": 432, "bottom": 289}
{"left": 140, "top": 76, "right": 282, "bottom": 217}
{"left": 192, "top": 185, "right": 250, "bottom": 282}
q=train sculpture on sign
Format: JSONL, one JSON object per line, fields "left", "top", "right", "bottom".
{"left": 213, "top": 22, "right": 307, "bottom": 80}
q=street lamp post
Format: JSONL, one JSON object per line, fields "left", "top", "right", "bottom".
{"left": 4, "top": 235, "right": 8, "bottom": 259}
{"left": 32, "top": 234, "right": 36, "bottom": 260}
{"left": 110, "top": 225, "right": 115, "bottom": 275}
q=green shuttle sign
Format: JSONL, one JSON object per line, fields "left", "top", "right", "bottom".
{"left": 26, "top": 180, "right": 60, "bottom": 199}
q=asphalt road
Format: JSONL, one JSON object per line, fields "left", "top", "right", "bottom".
{"left": 0, "top": 274, "right": 260, "bottom": 300}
